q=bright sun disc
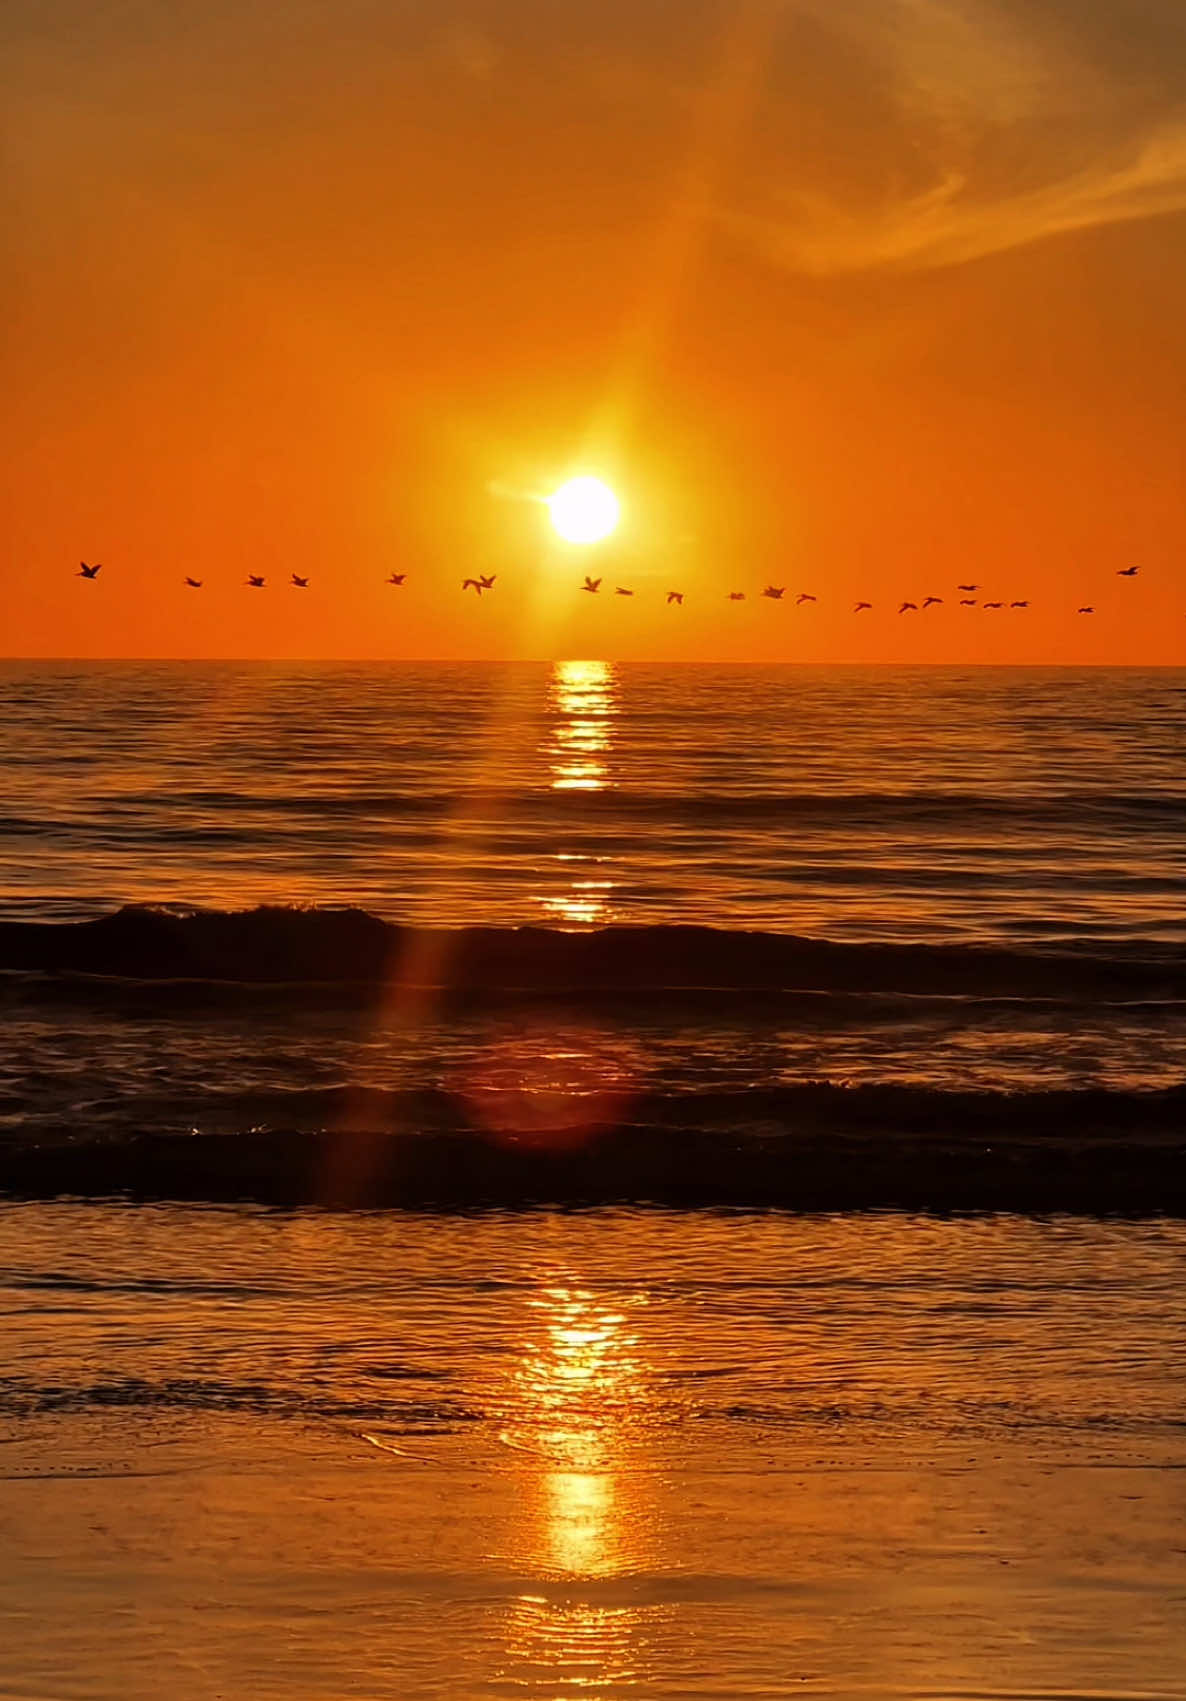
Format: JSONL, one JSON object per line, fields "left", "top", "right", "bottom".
{"left": 548, "top": 477, "right": 620, "bottom": 544}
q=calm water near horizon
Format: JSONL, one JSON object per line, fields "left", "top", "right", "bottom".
{"left": 3, "top": 659, "right": 1184, "bottom": 942}
{"left": 2, "top": 662, "right": 1184, "bottom": 1697}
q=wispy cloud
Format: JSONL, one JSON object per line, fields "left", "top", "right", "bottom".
{"left": 722, "top": 0, "right": 1186, "bottom": 271}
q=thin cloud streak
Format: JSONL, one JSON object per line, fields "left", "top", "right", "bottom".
{"left": 725, "top": 120, "right": 1186, "bottom": 272}
{"left": 720, "top": 0, "right": 1186, "bottom": 272}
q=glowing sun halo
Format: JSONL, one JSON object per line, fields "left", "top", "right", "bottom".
{"left": 548, "top": 477, "right": 620, "bottom": 545}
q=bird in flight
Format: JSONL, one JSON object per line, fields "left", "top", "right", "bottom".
{"left": 853, "top": 601, "right": 872, "bottom": 612}
{"left": 1117, "top": 566, "right": 1139, "bottom": 577}
{"left": 667, "top": 591, "right": 684, "bottom": 605}
{"left": 478, "top": 574, "right": 496, "bottom": 591}
{"left": 1010, "top": 600, "right": 1029, "bottom": 609}
{"left": 614, "top": 586, "right": 633, "bottom": 596}
{"left": 983, "top": 601, "right": 1004, "bottom": 609}
{"left": 78, "top": 562, "right": 101, "bottom": 579}
{"left": 1077, "top": 605, "right": 1095, "bottom": 614}
{"left": 462, "top": 578, "right": 486, "bottom": 594}
{"left": 761, "top": 585, "right": 785, "bottom": 600}
{"left": 959, "top": 598, "right": 977, "bottom": 606}
{"left": 387, "top": 573, "right": 406, "bottom": 586}
{"left": 582, "top": 576, "right": 601, "bottom": 594}
{"left": 899, "top": 601, "right": 918, "bottom": 614}
{"left": 727, "top": 592, "right": 746, "bottom": 601}
{"left": 922, "top": 596, "right": 943, "bottom": 608}
{"left": 956, "top": 583, "right": 979, "bottom": 592}
{"left": 246, "top": 574, "right": 265, "bottom": 588}
{"left": 183, "top": 577, "right": 202, "bottom": 589}
{"left": 796, "top": 592, "right": 817, "bottom": 605}
{"left": 291, "top": 574, "right": 309, "bottom": 588}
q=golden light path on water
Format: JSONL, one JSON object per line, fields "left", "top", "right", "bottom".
{"left": 496, "top": 1280, "right": 669, "bottom": 1694}
{"left": 539, "top": 658, "right": 618, "bottom": 926}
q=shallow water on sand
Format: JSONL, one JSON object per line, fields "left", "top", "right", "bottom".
{"left": 3, "top": 1204, "right": 1184, "bottom": 1700}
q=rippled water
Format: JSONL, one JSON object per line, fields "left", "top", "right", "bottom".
{"left": 1, "top": 660, "right": 1184, "bottom": 1176}
{"left": 4, "top": 666, "right": 1185, "bottom": 1694}
{"left": 2, "top": 1206, "right": 1185, "bottom": 1700}
{"left": 3, "top": 660, "right": 1184, "bottom": 943}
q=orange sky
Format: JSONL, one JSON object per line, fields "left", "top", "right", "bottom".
{"left": 3, "top": 0, "right": 1185, "bottom": 661}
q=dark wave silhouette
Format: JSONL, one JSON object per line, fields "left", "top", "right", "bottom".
{"left": 0, "top": 905, "right": 1183, "bottom": 1001}
{"left": 2, "top": 1080, "right": 1184, "bottom": 1213}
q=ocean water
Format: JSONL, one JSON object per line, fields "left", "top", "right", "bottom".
{"left": 3, "top": 662, "right": 1186, "bottom": 1698}
{"left": 3, "top": 659, "right": 1185, "bottom": 943}
{"left": 0, "top": 660, "right": 1184, "bottom": 1200}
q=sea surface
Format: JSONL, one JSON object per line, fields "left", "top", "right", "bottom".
{"left": 1, "top": 660, "right": 1185, "bottom": 1170}
{"left": 2, "top": 662, "right": 1185, "bottom": 1698}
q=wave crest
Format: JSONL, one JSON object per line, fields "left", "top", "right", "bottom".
{"left": 0, "top": 904, "right": 1183, "bottom": 1001}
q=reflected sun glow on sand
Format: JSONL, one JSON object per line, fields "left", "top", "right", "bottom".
{"left": 498, "top": 1281, "right": 666, "bottom": 1692}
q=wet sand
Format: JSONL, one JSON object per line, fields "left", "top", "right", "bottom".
{"left": 3, "top": 1205, "right": 1185, "bottom": 1698}
{"left": 4, "top": 1413, "right": 1184, "bottom": 1699}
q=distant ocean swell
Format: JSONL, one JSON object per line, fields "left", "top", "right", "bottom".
{"left": 1, "top": 905, "right": 1183, "bottom": 995}
{"left": 5, "top": 786, "right": 1186, "bottom": 828}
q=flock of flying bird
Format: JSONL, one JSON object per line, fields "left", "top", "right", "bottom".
{"left": 74, "top": 562, "right": 1145, "bottom": 618}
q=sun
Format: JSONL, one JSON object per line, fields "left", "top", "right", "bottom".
{"left": 547, "top": 477, "right": 620, "bottom": 545}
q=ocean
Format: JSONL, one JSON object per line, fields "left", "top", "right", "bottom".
{"left": 2, "top": 660, "right": 1185, "bottom": 1698}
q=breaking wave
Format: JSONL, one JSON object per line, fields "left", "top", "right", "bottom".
{"left": 1, "top": 904, "right": 1184, "bottom": 1001}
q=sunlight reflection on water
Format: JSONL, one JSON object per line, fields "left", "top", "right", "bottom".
{"left": 538, "top": 660, "right": 619, "bottom": 925}
{"left": 497, "top": 1281, "right": 667, "bottom": 1693}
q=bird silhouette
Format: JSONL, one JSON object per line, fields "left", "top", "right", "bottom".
{"left": 983, "top": 601, "right": 1004, "bottom": 609}
{"left": 614, "top": 586, "right": 633, "bottom": 596}
{"left": 78, "top": 562, "right": 101, "bottom": 579}
{"left": 959, "top": 598, "right": 977, "bottom": 606}
{"left": 761, "top": 586, "right": 785, "bottom": 600}
{"left": 387, "top": 573, "right": 406, "bottom": 586}
{"left": 796, "top": 592, "right": 817, "bottom": 605}
{"left": 853, "top": 601, "right": 872, "bottom": 612}
{"left": 478, "top": 574, "right": 496, "bottom": 590}
{"left": 246, "top": 574, "right": 265, "bottom": 588}
{"left": 183, "top": 577, "right": 202, "bottom": 589}
{"left": 667, "top": 591, "right": 684, "bottom": 605}
{"left": 291, "top": 574, "right": 309, "bottom": 588}
{"left": 899, "top": 601, "right": 917, "bottom": 614}
{"left": 1117, "top": 566, "right": 1139, "bottom": 577}
{"left": 922, "top": 596, "right": 943, "bottom": 608}
{"left": 462, "top": 578, "right": 484, "bottom": 593}
{"left": 582, "top": 576, "right": 601, "bottom": 593}
{"left": 1077, "top": 605, "right": 1095, "bottom": 614}
{"left": 727, "top": 592, "right": 746, "bottom": 601}
{"left": 1010, "top": 600, "right": 1029, "bottom": 609}
{"left": 956, "top": 583, "right": 979, "bottom": 592}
